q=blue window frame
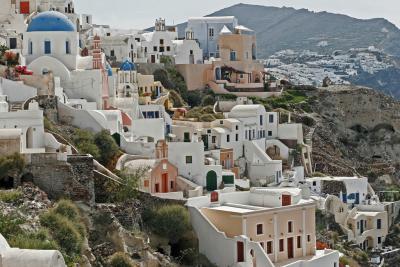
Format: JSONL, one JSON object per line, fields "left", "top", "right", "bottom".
{"left": 44, "top": 41, "right": 51, "bottom": 54}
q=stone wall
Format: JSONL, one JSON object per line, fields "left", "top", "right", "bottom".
{"left": 24, "top": 153, "right": 95, "bottom": 205}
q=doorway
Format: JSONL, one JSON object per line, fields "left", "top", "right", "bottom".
{"left": 287, "top": 237, "right": 294, "bottom": 259}
{"left": 162, "top": 173, "right": 168, "bottom": 193}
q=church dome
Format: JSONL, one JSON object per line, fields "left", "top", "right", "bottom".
{"left": 27, "top": 11, "right": 76, "bottom": 32}
{"left": 120, "top": 59, "right": 136, "bottom": 71}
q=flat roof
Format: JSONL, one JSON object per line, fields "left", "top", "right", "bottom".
{"left": 209, "top": 205, "right": 255, "bottom": 214}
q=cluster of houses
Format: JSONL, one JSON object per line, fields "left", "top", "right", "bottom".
{"left": 0, "top": 1, "right": 399, "bottom": 266}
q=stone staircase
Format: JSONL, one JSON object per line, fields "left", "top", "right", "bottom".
{"left": 9, "top": 102, "right": 24, "bottom": 112}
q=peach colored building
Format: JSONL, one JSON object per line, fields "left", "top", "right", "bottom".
{"left": 125, "top": 140, "right": 178, "bottom": 194}
{"left": 187, "top": 188, "right": 339, "bottom": 267}
{"left": 176, "top": 28, "right": 280, "bottom": 98}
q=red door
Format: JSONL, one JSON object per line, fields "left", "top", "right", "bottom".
{"left": 237, "top": 241, "right": 244, "bottom": 262}
{"left": 155, "top": 183, "right": 160, "bottom": 193}
{"left": 287, "top": 237, "right": 294, "bottom": 259}
{"left": 282, "top": 194, "right": 291, "bottom": 206}
{"left": 162, "top": 174, "right": 168, "bottom": 193}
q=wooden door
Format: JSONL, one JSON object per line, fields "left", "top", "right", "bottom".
{"left": 162, "top": 173, "right": 168, "bottom": 193}
{"left": 151, "top": 55, "right": 156, "bottom": 63}
{"left": 237, "top": 241, "right": 244, "bottom": 262}
{"left": 287, "top": 237, "right": 294, "bottom": 259}
{"left": 155, "top": 183, "right": 160, "bottom": 193}
{"left": 282, "top": 194, "right": 291, "bottom": 206}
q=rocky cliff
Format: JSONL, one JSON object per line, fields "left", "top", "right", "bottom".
{"left": 305, "top": 85, "right": 400, "bottom": 187}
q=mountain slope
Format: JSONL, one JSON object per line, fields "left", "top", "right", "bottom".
{"left": 178, "top": 3, "right": 400, "bottom": 59}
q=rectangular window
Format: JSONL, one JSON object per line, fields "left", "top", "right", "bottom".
{"left": 44, "top": 41, "right": 51, "bottom": 54}
{"left": 279, "top": 239, "right": 284, "bottom": 252}
{"left": 65, "top": 41, "right": 70, "bottom": 54}
{"left": 153, "top": 46, "right": 158, "bottom": 52}
{"left": 267, "top": 241, "right": 273, "bottom": 254}
{"left": 236, "top": 125, "right": 239, "bottom": 130}
{"left": 166, "top": 46, "right": 170, "bottom": 51}
{"left": 28, "top": 41, "right": 33, "bottom": 55}
{"left": 159, "top": 46, "right": 165, "bottom": 52}
{"left": 110, "top": 50, "right": 115, "bottom": 57}
{"left": 297, "top": 236, "right": 302, "bottom": 248}
{"left": 170, "top": 181, "right": 174, "bottom": 189}
{"left": 212, "top": 136, "right": 216, "bottom": 144}
{"left": 307, "top": 235, "right": 311, "bottom": 242}
{"left": 377, "top": 219, "right": 382, "bottom": 229}
{"left": 9, "top": 38, "right": 17, "bottom": 49}
{"left": 268, "top": 131, "right": 272, "bottom": 137}
{"left": 185, "top": 156, "right": 192, "bottom": 164}
{"left": 378, "top": 237, "right": 382, "bottom": 244}
{"left": 269, "top": 114, "right": 274, "bottom": 123}
{"left": 230, "top": 50, "right": 237, "bottom": 61}
{"left": 256, "top": 224, "right": 263, "bottom": 235}
{"left": 260, "top": 115, "right": 263, "bottom": 125}
{"left": 226, "top": 135, "right": 230, "bottom": 143}
{"left": 209, "top": 28, "right": 214, "bottom": 37}
{"left": 236, "top": 134, "right": 239, "bottom": 142}
{"left": 160, "top": 39, "right": 164, "bottom": 45}
{"left": 288, "top": 221, "right": 293, "bottom": 233}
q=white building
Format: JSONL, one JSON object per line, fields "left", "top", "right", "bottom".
{"left": 23, "top": 11, "right": 110, "bottom": 109}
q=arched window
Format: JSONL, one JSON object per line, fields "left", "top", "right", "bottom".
{"left": 44, "top": 40, "right": 51, "bottom": 54}
{"left": 65, "top": 40, "right": 71, "bottom": 54}
{"left": 28, "top": 40, "right": 33, "bottom": 55}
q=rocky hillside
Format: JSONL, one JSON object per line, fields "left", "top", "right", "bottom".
{"left": 193, "top": 3, "right": 400, "bottom": 59}
{"left": 305, "top": 85, "right": 400, "bottom": 188}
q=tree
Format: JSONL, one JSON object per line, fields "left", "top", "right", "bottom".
{"left": 149, "top": 205, "right": 191, "bottom": 244}
{"left": 111, "top": 167, "right": 148, "bottom": 202}
{"left": 94, "top": 130, "right": 120, "bottom": 166}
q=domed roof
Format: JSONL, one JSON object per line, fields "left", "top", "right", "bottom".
{"left": 120, "top": 59, "right": 136, "bottom": 71}
{"left": 27, "top": 11, "right": 76, "bottom": 32}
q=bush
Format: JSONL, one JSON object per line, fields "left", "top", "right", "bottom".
{"left": 201, "top": 95, "right": 215, "bottom": 106}
{"left": 72, "top": 129, "right": 100, "bottom": 158}
{"left": 0, "top": 190, "right": 23, "bottom": 203}
{"left": 0, "top": 213, "right": 23, "bottom": 240}
{"left": 9, "top": 229, "right": 58, "bottom": 250}
{"left": 108, "top": 252, "right": 135, "bottom": 267}
{"left": 53, "top": 199, "right": 80, "bottom": 222}
{"left": 0, "top": 153, "right": 25, "bottom": 179}
{"left": 40, "top": 211, "right": 84, "bottom": 255}
{"left": 148, "top": 205, "right": 191, "bottom": 244}
{"left": 199, "top": 114, "right": 215, "bottom": 122}
{"left": 94, "top": 130, "right": 120, "bottom": 166}
{"left": 187, "top": 91, "right": 202, "bottom": 107}
{"left": 110, "top": 167, "right": 146, "bottom": 202}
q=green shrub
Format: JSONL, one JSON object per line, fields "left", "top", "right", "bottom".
{"left": 40, "top": 210, "right": 84, "bottom": 255}
{"left": 201, "top": 95, "right": 215, "bottom": 107}
{"left": 0, "top": 213, "right": 23, "bottom": 239}
{"left": 148, "top": 205, "right": 191, "bottom": 244}
{"left": 0, "top": 190, "right": 23, "bottom": 203}
{"left": 0, "top": 153, "right": 25, "bottom": 179}
{"left": 108, "top": 252, "right": 135, "bottom": 267}
{"left": 53, "top": 199, "right": 79, "bottom": 222}
{"left": 9, "top": 229, "right": 58, "bottom": 250}
{"left": 199, "top": 114, "right": 215, "bottom": 122}
{"left": 94, "top": 130, "right": 120, "bottom": 166}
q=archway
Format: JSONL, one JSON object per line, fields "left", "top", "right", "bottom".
{"left": 0, "top": 176, "right": 14, "bottom": 189}
{"left": 26, "top": 127, "right": 34, "bottom": 149}
{"left": 21, "top": 173, "right": 34, "bottom": 184}
{"left": 206, "top": 170, "right": 217, "bottom": 191}
{"left": 266, "top": 145, "right": 281, "bottom": 159}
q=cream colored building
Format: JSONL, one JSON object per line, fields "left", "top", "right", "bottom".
{"left": 187, "top": 188, "right": 340, "bottom": 267}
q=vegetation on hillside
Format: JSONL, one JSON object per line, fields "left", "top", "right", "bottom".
{"left": 251, "top": 90, "right": 314, "bottom": 112}
{"left": 0, "top": 153, "right": 25, "bottom": 181}
{"left": 40, "top": 200, "right": 87, "bottom": 266}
